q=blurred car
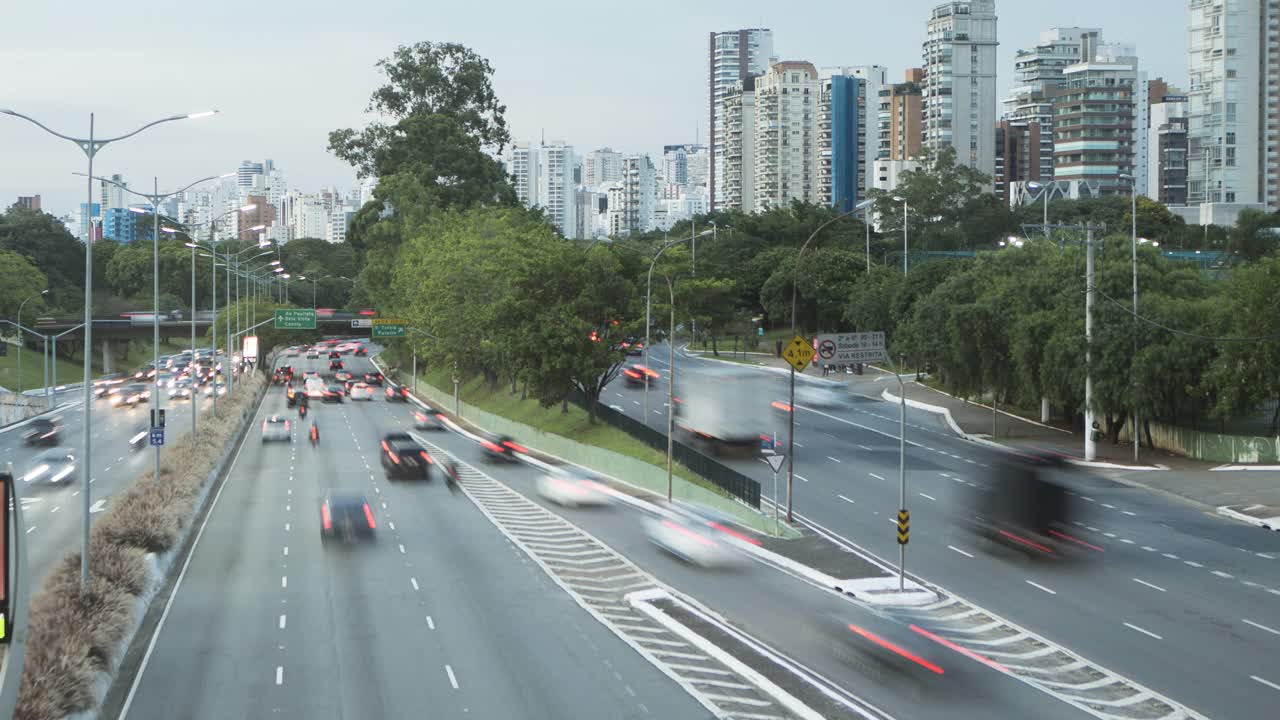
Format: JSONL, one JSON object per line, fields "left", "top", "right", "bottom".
{"left": 334, "top": 371, "right": 353, "bottom": 383}
{"left": 23, "top": 417, "right": 62, "bottom": 446}
{"left": 24, "top": 448, "right": 77, "bottom": 486}
{"left": 825, "top": 608, "right": 968, "bottom": 692}
{"left": 622, "top": 365, "right": 660, "bottom": 388}
{"left": 329, "top": 358, "right": 344, "bottom": 371}
{"left": 261, "top": 415, "right": 292, "bottom": 443}
{"left": 134, "top": 364, "right": 157, "bottom": 381}
{"left": 349, "top": 382, "right": 375, "bottom": 401}
{"left": 202, "top": 381, "right": 227, "bottom": 397}
{"left": 112, "top": 384, "right": 151, "bottom": 408}
{"left": 413, "top": 408, "right": 445, "bottom": 431}
{"left": 959, "top": 453, "right": 1087, "bottom": 561}
{"left": 537, "top": 468, "right": 613, "bottom": 508}
{"left": 286, "top": 384, "right": 298, "bottom": 407}
{"left": 272, "top": 365, "right": 294, "bottom": 384}
{"left": 320, "top": 493, "right": 377, "bottom": 543}
{"left": 129, "top": 426, "right": 149, "bottom": 451}
{"left": 353, "top": 345, "right": 368, "bottom": 357}
{"left": 155, "top": 371, "right": 174, "bottom": 389}
{"left": 643, "top": 503, "right": 757, "bottom": 567}
{"left": 794, "top": 383, "right": 846, "bottom": 408}
{"left": 380, "top": 432, "right": 432, "bottom": 480}
{"left": 167, "top": 381, "right": 193, "bottom": 401}
{"left": 93, "top": 375, "right": 125, "bottom": 398}
{"left": 479, "top": 432, "right": 524, "bottom": 463}
{"left": 304, "top": 376, "right": 326, "bottom": 399}
{"left": 321, "top": 385, "right": 345, "bottom": 403}
{"left": 306, "top": 351, "right": 319, "bottom": 359}
{"left": 622, "top": 338, "right": 643, "bottom": 356}
{"left": 385, "top": 385, "right": 410, "bottom": 402}
{"left": 363, "top": 371, "right": 384, "bottom": 386}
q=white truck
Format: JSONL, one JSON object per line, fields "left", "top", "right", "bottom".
{"left": 673, "top": 365, "right": 769, "bottom": 457}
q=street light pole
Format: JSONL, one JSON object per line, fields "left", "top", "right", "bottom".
{"left": 1, "top": 107, "right": 217, "bottom": 590}
{"left": 786, "top": 207, "right": 864, "bottom": 523}
{"left": 15, "top": 291, "right": 46, "bottom": 395}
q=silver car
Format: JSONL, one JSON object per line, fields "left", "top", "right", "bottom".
{"left": 24, "top": 448, "right": 77, "bottom": 486}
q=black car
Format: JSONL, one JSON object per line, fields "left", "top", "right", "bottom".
{"left": 23, "top": 418, "right": 61, "bottom": 446}
{"left": 364, "top": 372, "right": 384, "bottom": 386}
{"left": 385, "top": 385, "right": 410, "bottom": 402}
{"left": 380, "top": 432, "right": 432, "bottom": 480}
{"left": 479, "top": 432, "right": 524, "bottom": 463}
{"left": 321, "top": 385, "right": 345, "bottom": 403}
{"left": 413, "top": 408, "right": 445, "bottom": 431}
{"left": 320, "top": 493, "right": 377, "bottom": 543}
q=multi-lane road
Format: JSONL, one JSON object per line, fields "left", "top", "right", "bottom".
{"left": 606, "top": 344, "right": 1280, "bottom": 718}
{"left": 2, "top": 381, "right": 220, "bottom": 583}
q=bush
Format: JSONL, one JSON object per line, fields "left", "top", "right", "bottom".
{"left": 13, "top": 369, "right": 269, "bottom": 719}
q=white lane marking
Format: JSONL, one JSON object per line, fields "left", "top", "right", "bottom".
{"left": 426, "top": 615, "right": 435, "bottom": 630}
{"left": 281, "top": 576, "right": 287, "bottom": 588}
{"left": 1103, "top": 532, "right": 1117, "bottom": 538}
{"left": 285, "top": 504, "right": 290, "bottom": 512}
{"left": 1102, "top": 503, "right": 1116, "bottom": 509}
{"left": 794, "top": 442, "right": 803, "bottom": 448}
{"left": 445, "top": 664, "right": 459, "bottom": 690}
{"left": 1080, "top": 496, "right": 1095, "bottom": 502}
{"left": 838, "top": 495, "right": 855, "bottom": 504}
{"left": 1185, "top": 560, "right": 1204, "bottom": 568}
{"left": 283, "top": 546, "right": 289, "bottom": 557}
{"left": 1124, "top": 622, "right": 1162, "bottom": 640}
{"left": 1212, "top": 570, "right": 1234, "bottom": 579}
{"left": 1162, "top": 553, "right": 1179, "bottom": 560}
{"left": 795, "top": 475, "right": 809, "bottom": 483}
{"left": 826, "top": 456, "right": 841, "bottom": 463}
{"left": 51, "top": 505, "right": 60, "bottom": 513}
{"left": 285, "top": 523, "right": 290, "bottom": 532}
{"left": 869, "top": 473, "right": 885, "bottom": 481}
{"left": 918, "top": 493, "right": 936, "bottom": 501}
{"left": 858, "top": 444, "right": 871, "bottom": 451}
{"left": 1122, "top": 510, "right": 1137, "bottom": 516}
{"left": 1133, "top": 578, "right": 1166, "bottom": 592}
{"left": 399, "top": 544, "right": 406, "bottom": 554}
{"left": 388, "top": 521, "right": 396, "bottom": 531}
{"left": 25, "top": 526, "right": 35, "bottom": 534}
{"left": 1026, "top": 580, "right": 1057, "bottom": 595}
{"left": 1243, "top": 619, "right": 1280, "bottom": 635}
{"left": 1141, "top": 546, "right": 1158, "bottom": 552}
{"left": 948, "top": 545, "right": 974, "bottom": 558}
{"left": 279, "top": 615, "right": 286, "bottom": 629}
{"left": 275, "top": 666, "right": 283, "bottom": 685}
{"left": 410, "top": 577, "right": 420, "bottom": 591}
{"left": 1120, "top": 539, "right": 1135, "bottom": 544}
{"left": 1251, "top": 675, "right": 1280, "bottom": 693}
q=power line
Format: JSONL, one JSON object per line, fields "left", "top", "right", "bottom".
{"left": 1094, "top": 289, "right": 1280, "bottom": 343}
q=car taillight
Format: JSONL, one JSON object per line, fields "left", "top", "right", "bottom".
{"left": 363, "top": 503, "right": 377, "bottom": 529}
{"left": 503, "top": 441, "right": 528, "bottom": 454}
{"left": 262, "top": 421, "right": 267, "bottom": 432}
{"left": 846, "top": 624, "right": 944, "bottom": 675}
{"left": 321, "top": 503, "right": 332, "bottom": 530}
{"left": 481, "top": 440, "right": 502, "bottom": 453}
{"left": 771, "top": 400, "right": 792, "bottom": 412}
{"left": 419, "top": 451, "right": 432, "bottom": 464}
{"left": 284, "top": 421, "right": 290, "bottom": 431}
{"left": 624, "top": 370, "right": 639, "bottom": 379}
{"left": 389, "top": 453, "right": 400, "bottom": 464}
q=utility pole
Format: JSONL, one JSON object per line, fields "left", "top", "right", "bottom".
{"left": 1085, "top": 225, "right": 1097, "bottom": 462}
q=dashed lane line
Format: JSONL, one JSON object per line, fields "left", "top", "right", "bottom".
{"left": 1123, "top": 623, "right": 1162, "bottom": 640}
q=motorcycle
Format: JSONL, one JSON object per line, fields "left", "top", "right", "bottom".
{"left": 309, "top": 421, "right": 319, "bottom": 446}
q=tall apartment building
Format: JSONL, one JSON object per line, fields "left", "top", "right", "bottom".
{"left": 722, "top": 76, "right": 758, "bottom": 211}
{"left": 100, "top": 173, "right": 128, "bottom": 213}
{"left": 537, "top": 142, "right": 577, "bottom": 239}
{"left": 507, "top": 142, "right": 538, "bottom": 206}
{"left": 582, "top": 147, "right": 623, "bottom": 188}
{"left": 1149, "top": 92, "right": 1190, "bottom": 205}
{"left": 1186, "top": 0, "right": 1279, "bottom": 208}
{"left": 237, "top": 160, "right": 265, "bottom": 189}
{"left": 878, "top": 68, "right": 925, "bottom": 161}
{"left": 753, "top": 61, "right": 821, "bottom": 212}
{"left": 1051, "top": 43, "right": 1146, "bottom": 196}
{"left": 14, "top": 195, "right": 41, "bottom": 211}
{"left": 1003, "top": 28, "right": 1102, "bottom": 185}
{"left": 618, "top": 155, "right": 656, "bottom": 235}
{"left": 818, "top": 73, "right": 866, "bottom": 212}
{"left": 821, "top": 65, "right": 885, "bottom": 199}
{"left": 995, "top": 119, "right": 1044, "bottom": 202}
{"left": 922, "top": 0, "right": 999, "bottom": 178}
{"left": 708, "top": 28, "right": 775, "bottom": 210}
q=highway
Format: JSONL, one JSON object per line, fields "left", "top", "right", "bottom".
{"left": 609, "top": 344, "right": 1280, "bottom": 718}
{"left": 115, "top": 352, "right": 712, "bottom": 720}
{"left": 1, "top": 380, "right": 219, "bottom": 584}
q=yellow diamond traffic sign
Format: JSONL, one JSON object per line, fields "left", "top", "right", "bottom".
{"left": 782, "top": 335, "right": 815, "bottom": 372}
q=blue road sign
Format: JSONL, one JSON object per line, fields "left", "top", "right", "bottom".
{"left": 149, "top": 427, "right": 165, "bottom": 447}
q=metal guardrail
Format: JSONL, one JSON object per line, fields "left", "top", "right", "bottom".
{"left": 570, "top": 390, "right": 761, "bottom": 509}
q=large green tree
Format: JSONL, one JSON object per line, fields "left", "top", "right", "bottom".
{"left": 0, "top": 207, "right": 85, "bottom": 312}
{"left": 870, "top": 147, "right": 1006, "bottom": 253}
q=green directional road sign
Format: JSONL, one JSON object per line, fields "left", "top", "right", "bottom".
{"left": 274, "top": 308, "right": 317, "bottom": 330}
{"left": 371, "top": 319, "right": 406, "bottom": 338}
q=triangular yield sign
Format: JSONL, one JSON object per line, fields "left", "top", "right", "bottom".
{"left": 766, "top": 454, "right": 786, "bottom": 473}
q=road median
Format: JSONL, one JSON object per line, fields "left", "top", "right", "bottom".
{"left": 9, "top": 362, "right": 271, "bottom": 720}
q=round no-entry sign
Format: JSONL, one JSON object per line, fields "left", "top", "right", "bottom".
{"left": 818, "top": 339, "right": 837, "bottom": 360}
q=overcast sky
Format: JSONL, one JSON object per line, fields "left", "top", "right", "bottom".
{"left": 2, "top": 0, "right": 1187, "bottom": 216}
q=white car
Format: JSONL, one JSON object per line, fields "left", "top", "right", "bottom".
{"left": 643, "top": 506, "right": 749, "bottom": 568}
{"left": 304, "top": 377, "right": 326, "bottom": 399}
{"left": 537, "top": 470, "right": 613, "bottom": 508}
{"left": 261, "top": 415, "right": 292, "bottom": 443}
{"left": 794, "top": 384, "right": 846, "bottom": 408}
{"left": 24, "top": 448, "right": 77, "bottom": 486}
{"left": 349, "top": 382, "right": 375, "bottom": 401}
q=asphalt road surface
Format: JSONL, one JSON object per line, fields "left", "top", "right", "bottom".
{"left": 608, "top": 344, "right": 1280, "bottom": 718}
{"left": 116, "top": 352, "right": 710, "bottom": 720}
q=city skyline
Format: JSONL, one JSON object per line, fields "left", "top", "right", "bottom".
{"left": 3, "top": 0, "right": 1185, "bottom": 215}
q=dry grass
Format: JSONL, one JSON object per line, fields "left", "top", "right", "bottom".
{"left": 13, "top": 365, "right": 271, "bottom": 720}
